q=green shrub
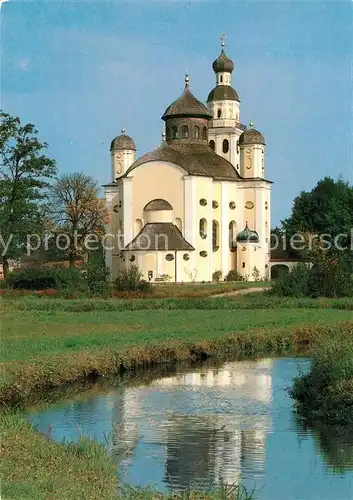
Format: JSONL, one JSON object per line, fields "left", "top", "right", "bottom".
{"left": 81, "top": 260, "right": 112, "bottom": 297}
{"left": 271, "top": 258, "right": 353, "bottom": 298}
{"left": 226, "top": 269, "right": 244, "bottom": 282}
{"left": 270, "top": 264, "right": 310, "bottom": 297}
{"left": 114, "top": 265, "right": 152, "bottom": 293}
{"left": 212, "top": 270, "right": 223, "bottom": 282}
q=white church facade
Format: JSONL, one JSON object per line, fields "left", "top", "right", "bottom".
{"left": 104, "top": 41, "right": 272, "bottom": 283}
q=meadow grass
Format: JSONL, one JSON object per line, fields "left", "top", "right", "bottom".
{"left": 1, "top": 291, "right": 353, "bottom": 406}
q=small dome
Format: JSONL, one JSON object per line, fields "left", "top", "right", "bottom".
{"left": 239, "top": 128, "right": 265, "bottom": 146}
{"left": 236, "top": 224, "right": 260, "bottom": 243}
{"left": 162, "top": 78, "right": 212, "bottom": 121}
{"left": 212, "top": 49, "right": 234, "bottom": 74}
{"left": 207, "top": 85, "right": 240, "bottom": 103}
{"left": 144, "top": 199, "right": 173, "bottom": 211}
{"left": 110, "top": 129, "right": 136, "bottom": 151}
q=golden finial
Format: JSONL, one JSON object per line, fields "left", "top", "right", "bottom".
{"left": 248, "top": 121, "right": 254, "bottom": 129}
{"left": 185, "top": 73, "right": 190, "bottom": 86}
{"left": 121, "top": 128, "right": 126, "bottom": 134}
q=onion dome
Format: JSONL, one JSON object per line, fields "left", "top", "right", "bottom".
{"left": 162, "top": 75, "right": 212, "bottom": 121}
{"left": 207, "top": 85, "right": 239, "bottom": 103}
{"left": 239, "top": 124, "right": 265, "bottom": 146}
{"left": 212, "top": 49, "right": 234, "bottom": 74}
{"left": 110, "top": 129, "right": 136, "bottom": 151}
{"left": 236, "top": 223, "right": 260, "bottom": 243}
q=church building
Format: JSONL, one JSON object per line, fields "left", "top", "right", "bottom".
{"left": 104, "top": 40, "right": 272, "bottom": 282}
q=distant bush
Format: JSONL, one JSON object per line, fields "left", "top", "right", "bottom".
{"left": 270, "top": 264, "right": 310, "bottom": 297}
{"left": 114, "top": 265, "right": 152, "bottom": 293}
{"left": 271, "top": 258, "right": 353, "bottom": 298}
{"left": 7, "top": 261, "right": 112, "bottom": 298}
{"left": 212, "top": 270, "right": 222, "bottom": 283}
{"left": 226, "top": 269, "right": 244, "bottom": 282}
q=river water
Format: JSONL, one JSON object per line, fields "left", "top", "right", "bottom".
{"left": 28, "top": 357, "right": 353, "bottom": 499}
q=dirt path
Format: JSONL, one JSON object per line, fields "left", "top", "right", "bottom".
{"left": 211, "top": 286, "right": 270, "bottom": 298}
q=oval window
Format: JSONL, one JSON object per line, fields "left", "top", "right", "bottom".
{"left": 229, "top": 201, "right": 236, "bottom": 210}
{"left": 199, "top": 251, "right": 208, "bottom": 257}
{"left": 165, "top": 253, "right": 174, "bottom": 261}
{"left": 245, "top": 201, "right": 254, "bottom": 209}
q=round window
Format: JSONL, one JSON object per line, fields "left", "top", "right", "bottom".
{"left": 183, "top": 253, "right": 190, "bottom": 261}
{"left": 129, "top": 255, "right": 136, "bottom": 262}
{"left": 199, "top": 251, "right": 208, "bottom": 257}
{"left": 229, "top": 201, "right": 236, "bottom": 210}
{"left": 212, "top": 200, "right": 219, "bottom": 209}
{"left": 165, "top": 253, "right": 174, "bottom": 261}
{"left": 200, "top": 198, "right": 207, "bottom": 206}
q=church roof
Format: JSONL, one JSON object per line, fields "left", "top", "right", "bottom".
{"left": 162, "top": 81, "right": 212, "bottom": 121}
{"left": 144, "top": 199, "right": 172, "bottom": 211}
{"left": 110, "top": 131, "right": 136, "bottom": 151}
{"left": 239, "top": 128, "right": 265, "bottom": 146}
{"left": 207, "top": 85, "right": 240, "bottom": 102}
{"left": 125, "top": 142, "right": 242, "bottom": 181}
{"left": 125, "top": 222, "right": 195, "bottom": 251}
{"left": 236, "top": 224, "right": 260, "bottom": 243}
{"left": 212, "top": 49, "right": 234, "bottom": 74}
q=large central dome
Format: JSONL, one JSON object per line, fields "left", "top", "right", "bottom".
{"left": 162, "top": 77, "right": 212, "bottom": 121}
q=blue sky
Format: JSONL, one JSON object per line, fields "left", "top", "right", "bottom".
{"left": 1, "top": 0, "right": 352, "bottom": 224}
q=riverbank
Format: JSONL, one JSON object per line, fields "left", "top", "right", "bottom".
{"left": 2, "top": 294, "right": 353, "bottom": 407}
{"left": 291, "top": 333, "right": 353, "bottom": 426}
{"left": 1, "top": 413, "right": 255, "bottom": 499}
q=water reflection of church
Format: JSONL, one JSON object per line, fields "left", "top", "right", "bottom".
{"left": 110, "top": 359, "right": 273, "bottom": 490}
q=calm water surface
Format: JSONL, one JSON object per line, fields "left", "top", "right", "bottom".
{"left": 28, "top": 357, "right": 353, "bottom": 499}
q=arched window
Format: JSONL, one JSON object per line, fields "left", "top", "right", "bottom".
{"left": 195, "top": 126, "right": 200, "bottom": 139}
{"left": 181, "top": 125, "right": 189, "bottom": 139}
{"left": 209, "top": 140, "right": 215, "bottom": 151}
{"left": 171, "top": 126, "right": 178, "bottom": 139}
{"left": 220, "top": 75, "right": 223, "bottom": 83}
{"left": 199, "top": 218, "right": 207, "bottom": 239}
{"left": 166, "top": 127, "right": 171, "bottom": 140}
{"left": 217, "top": 109, "right": 222, "bottom": 119}
{"left": 222, "top": 139, "right": 229, "bottom": 153}
{"left": 212, "top": 220, "right": 219, "bottom": 251}
{"left": 229, "top": 220, "right": 236, "bottom": 251}
{"left": 242, "top": 262, "right": 246, "bottom": 268}
{"left": 202, "top": 127, "right": 207, "bottom": 140}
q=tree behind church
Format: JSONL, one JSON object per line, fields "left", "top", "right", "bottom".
{"left": 50, "top": 172, "right": 107, "bottom": 266}
{"left": 0, "top": 111, "right": 57, "bottom": 278}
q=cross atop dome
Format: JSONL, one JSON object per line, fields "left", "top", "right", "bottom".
{"left": 221, "top": 34, "right": 226, "bottom": 49}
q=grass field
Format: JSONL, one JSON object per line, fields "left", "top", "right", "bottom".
{"left": 1, "top": 293, "right": 353, "bottom": 499}
{"left": 2, "top": 294, "right": 353, "bottom": 406}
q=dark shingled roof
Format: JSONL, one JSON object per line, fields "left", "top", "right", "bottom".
{"left": 207, "top": 85, "right": 240, "bottom": 103}
{"left": 125, "top": 222, "right": 195, "bottom": 251}
{"left": 144, "top": 199, "right": 173, "bottom": 211}
{"left": 236, "top": 224, "right": 260, "bottom": 243}
{"left": 239, "top": 128, "right": 265, "bottom": 146}
{"left": 125, "top": 142, "right": 242, "bottom": 180}
{"left": 110, "top": 134, "right": 136, "bottom": 151}
{"left": 162, "top": 85, "right": 212, "bottom": 120}
{"left": 212, "top": 50, "right": 234, "bottom": 74}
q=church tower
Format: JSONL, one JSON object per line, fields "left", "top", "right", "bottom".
{"left": 238, "top": 123, "right": 266, "bottom": 179}
{"left": 207, "top": 36, "right": 243, "bottom": 172}
{"left": 110, "top": 129, "right": 136, "bottom": 182}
